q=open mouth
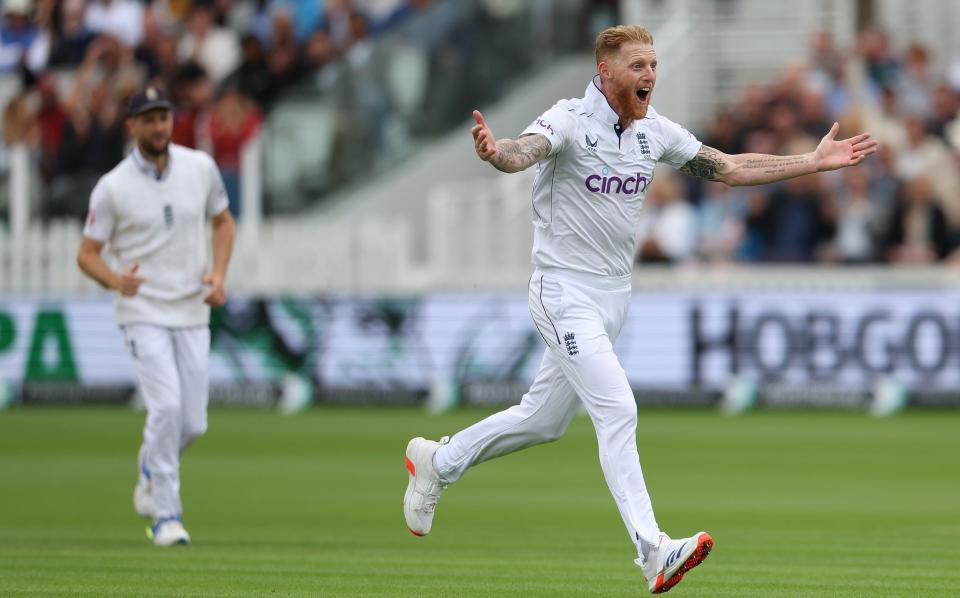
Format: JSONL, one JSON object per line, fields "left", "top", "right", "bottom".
{"left": 636, "top": 87, "right": 651, "bottom": 102}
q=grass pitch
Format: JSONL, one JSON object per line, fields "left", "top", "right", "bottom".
{"left": 1, "top": 405, "right": 958, "bottom": 597}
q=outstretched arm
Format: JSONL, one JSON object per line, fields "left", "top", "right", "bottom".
{"left": 680, "top": 123, "right": 878, "bottom": 186}
{"left": 472, "top": 110, "right": 552, "bottom": 173}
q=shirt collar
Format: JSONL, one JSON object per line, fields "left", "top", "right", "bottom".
{"left": 584, "top": 75, "right": 620, "bottom": 125}
{"left": 584, "top": 75, "right": 658, "bottom": 126}
{"left": 132, "top": 146, "right": 171, "bottom": 181}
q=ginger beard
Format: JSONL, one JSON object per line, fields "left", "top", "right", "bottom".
{"left": 600, "top": 43, "right": 656, "bottom": 122}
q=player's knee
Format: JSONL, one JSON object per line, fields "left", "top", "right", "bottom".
{"left": 606, "top": 399, "right": 638, "bottom": 432}
{"left": 537, "top": 425, "right": 566, "bottom": 443}
{"left": 182, "top": 420, "right": 207, "bottom": 444}
{"left": 151, "top": 403, "right": 181, "bottom": 425}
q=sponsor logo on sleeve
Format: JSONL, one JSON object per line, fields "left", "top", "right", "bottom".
{"left": 535, "top": 119, "right": 556, "bottom": 136}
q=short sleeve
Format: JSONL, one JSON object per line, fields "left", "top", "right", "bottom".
{"left": 204, "top": 154, "right": 230, "bottom": 217}
{"left": 520, "top": 101, "right": 576, "bottom": 157}
{"left": 657, "top": 116, "right": 702, "bottom": 169}
{"left": 82, "top": 178, "right": 115, "bottom": 242}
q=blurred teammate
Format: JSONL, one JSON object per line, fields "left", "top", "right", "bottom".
{"left": 403, "top": 25, "right": 877, "bottom": 593}
{"left": 77, "top": 86, "right": 236, "bottom": 546}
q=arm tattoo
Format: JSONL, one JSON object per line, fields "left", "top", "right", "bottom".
{"left": 679, "top": 146, "right": 816, "bottom": 185}
{"left": 490, "top": 134, "right": 552, "bottom": 173}
{"left": 739, "top": 155, "right": 811, "bottom": 176}
{"left": 679, "top": 146, "right": 726, "bottom": 181}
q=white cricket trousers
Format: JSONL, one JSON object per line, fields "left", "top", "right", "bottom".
{"left": 122, "top": 324, "right": 210, "bottom": 520}
{"left": 433, "top": 267, "right": 660, "bottom": 556}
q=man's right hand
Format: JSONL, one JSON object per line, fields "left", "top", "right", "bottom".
{"left": 472, "top": 110, "right": 498, "bottom": 162}
{"left": 114, "top": 263, "right": 144, "bottom": 297}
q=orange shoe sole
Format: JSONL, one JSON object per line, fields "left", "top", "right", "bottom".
{"left": 653, "top": 532, "right": 714, "bottom": 594}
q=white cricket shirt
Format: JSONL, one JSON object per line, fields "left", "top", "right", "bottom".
{"left": 520, "top": 77, "right": 702, "bottom": 277}
{"left": 83, "top": 144, "right": 230, "bottom": 327}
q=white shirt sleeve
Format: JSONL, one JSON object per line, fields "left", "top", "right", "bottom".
{"left": 204, "top": 155, "right": 230, "bottom": 217}
{"left": 657, "top": 116, "right": 703, "bottom": 169}
{"left": 82, "top": 178, "right": 115, "bottom": 242}
{"left": 520, "top": 101, "right": 576, "bottom": 157}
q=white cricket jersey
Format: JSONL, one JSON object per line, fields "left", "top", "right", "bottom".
{"left": 520, "top": 77, "right": 702, "bottom": 277}
{"left": 83, "top": 144, "right": 230, "bottom": 327}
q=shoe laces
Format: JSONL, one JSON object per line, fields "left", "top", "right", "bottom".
{"left": 421, "top": 480, "right": 447, "bottom": 513}
{"left": 420, "top": 436, "right": 451, "bottom": 513}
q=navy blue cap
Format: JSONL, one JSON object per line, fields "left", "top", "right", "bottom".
{"left": 127, "top": 86, "right": 173, "bottom": 117}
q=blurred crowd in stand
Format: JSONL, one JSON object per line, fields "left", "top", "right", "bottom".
{"left": 0, "top": 0, "right": 437, "bottom": 218}
{"left": 1, "top": 3, "right": 957, "bottom": 267}
{"left": 635, "top": 29, "right": 960, "bottom": 266}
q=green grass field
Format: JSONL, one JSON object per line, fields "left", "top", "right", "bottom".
{"left": 1, "top": 406, "right": 958, "bottom": 597}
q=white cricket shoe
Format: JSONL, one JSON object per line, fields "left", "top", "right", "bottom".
{"left": 133, "top": 453, "right": 155, "bottom": 519}
{"left": 402, "top": 436, "right": 449, "bottom": 536}
{"left": 133, "top": 481, "right": 155, "bottom": 519}
{"left": 147, "top": 517, "right": 191, "bottom": 547}
{"left": 636, "top": 531, "right": 713, "bottom": 594}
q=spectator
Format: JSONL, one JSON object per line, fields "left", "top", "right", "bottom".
{"left": 171, "top": 61, "right": 214, "bottom": 148}
{"left": 304, "top": 27, "right": 336, "bottom": 72}
{"left": 148, "top": 0, "right": 192, "bottom": 27}
{"left": 807, "top": 30, "right": 844, "bottom": 89}
{"left": 324, "top": 0, "right": 372, "bottom": 53}
{"left": 263, "top": 8, "right": 304, "bottom": 100}
{"left": 47, "top": 0, "right": 96, "bottom": 67}
{"left": 927, "top": 83, "right": 959, "bottom": 142}
{"left": 204, "top": 86, "right": 262, "bottom": 217}
{"left": 138, "top": 31, "right": 180, "bottom": 91}
{"left": 857, "top": 28, "right": 899, "bottom": 94}
{"left": 2, "top": 89, "right": 38, "bottom": 148}
{"left": 635, "top": 172, "right": 695, "bottom": 264}
{"left": 34, "top": 73, "right": 66, "bottom": 181}
{"left": 695, "top": 181, "right": 747, "bottom": 263}
{"left": 748, "top": 142, "right": 834, "bottom": 263}
{"left": 223, "top": 33, "right": 273, "bottom": 106}
{"left": 767, "top": 101, "right": 814, "bottom": 154}
{"left": 861, "top": 86, "right": 908, "bottom": 153}
{"left": 177, "top": 2, "right": 240, "bottom": 85}
{"left": 797, "top": 89, "right": 832, "bottom": 139}
{"left": 370, "top": 0, "right": 432, "bottom": 34}
{"left": 896, "top": 44, "right": 936, "bottom": 119}
{"left": 0, "top": 0, "right": 45, "bottom": 73}
{"left": 84, "top": 0, "right": 144, "bottom": 48}
{"left": 896, "top": 116, "right": 960, "bottom": 227}
{"left": 826, "top": 166, "right": 888, "bottom": 263}
{"left": 270, "top": 0, "right": 320, "bottom": 43}
{"left": 703, "top": 109, "right": 744, "bottom": 155}
{"left": 883, "top": 176, "right": 953, "bottom": 264}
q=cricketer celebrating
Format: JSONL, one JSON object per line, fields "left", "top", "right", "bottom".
{"left": 404, "top": 25, "right": 877, "bottom": 593}
{"left": 77, "top": 86, "right": 236, "bottom": 547}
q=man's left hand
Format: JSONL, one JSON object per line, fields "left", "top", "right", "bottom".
{"left": 815, "top": 122, "right": 879, "bottom": 172}
{"left": 203, "top": 272, "right": 227, "bottom": 306}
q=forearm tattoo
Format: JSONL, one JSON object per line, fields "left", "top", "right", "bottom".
{"left": 739, "top": 155, "right": 812, "bottom": 176}
{"left": 680, "top": 146, "right": 816, "bottom": 184}
{"left": 679, "top": 146, "right": 726, "bottom": 181}
{"left": 491, "top": 134, "right": 552, "bottom": 173}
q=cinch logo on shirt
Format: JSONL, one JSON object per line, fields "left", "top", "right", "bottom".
{"left": 584, "top": 167, "right": 649, "bottom": 195}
